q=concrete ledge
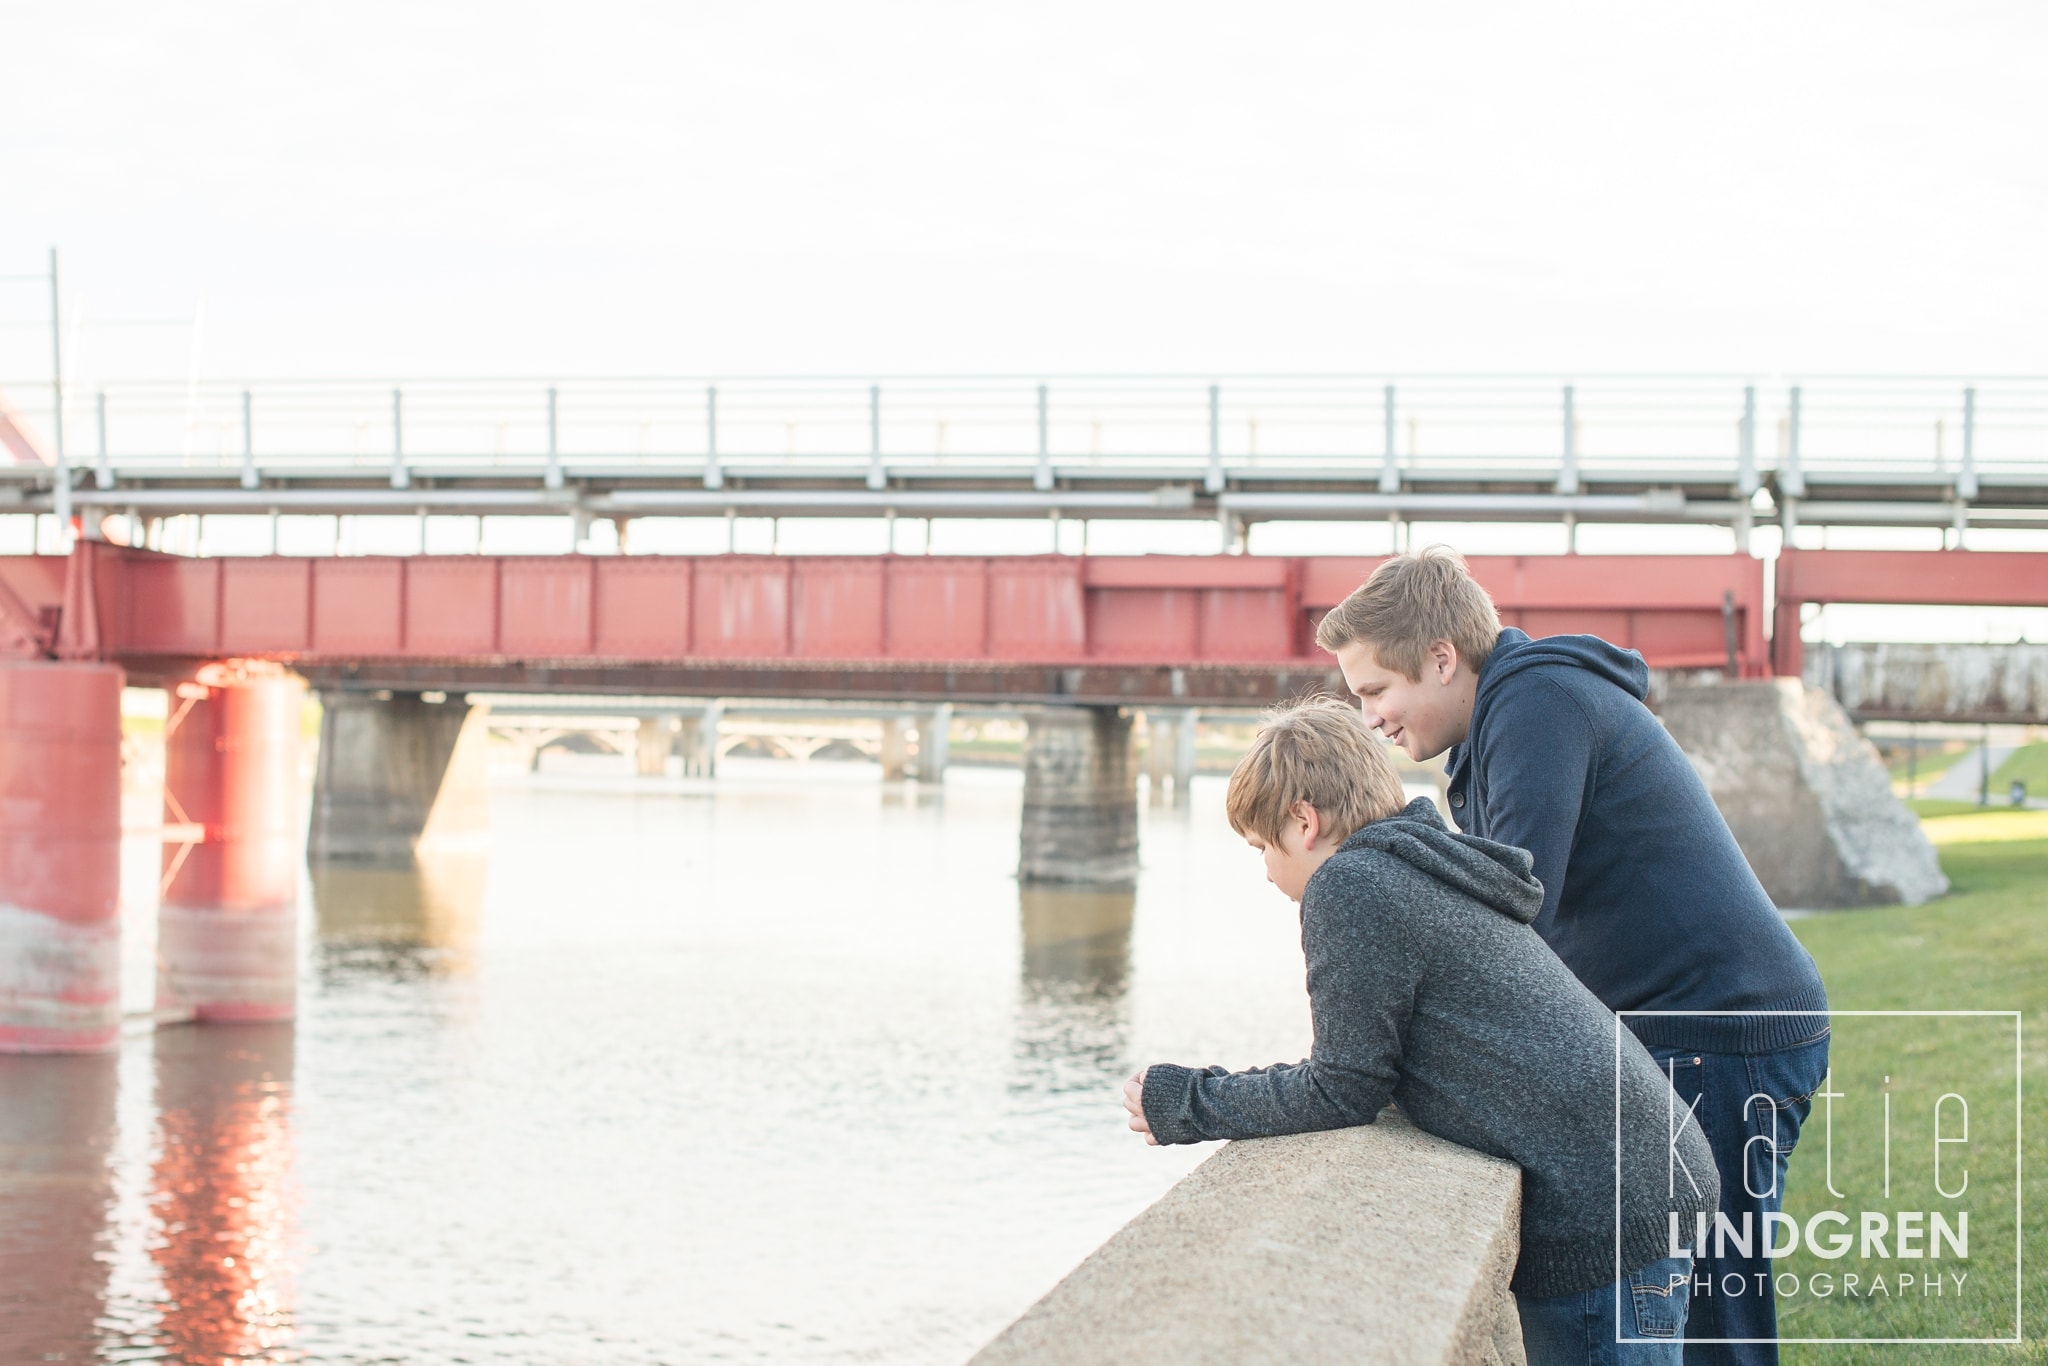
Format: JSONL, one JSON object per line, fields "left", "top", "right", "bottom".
{"left": 971, "top": 1113, "right": 1525, "bottom": 1366}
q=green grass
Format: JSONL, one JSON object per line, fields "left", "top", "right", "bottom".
{"left": 1992, "top": 743, "right": 2048, "bottom": 799}
{"left": 1774, "top": 820, "right": 2047, "bottom": 1363}
{"left": 1886, "top": 741, "right": 1973, "bottom": 783}
{"left": 1908, "top": 798, "right": 1990, "bottom": 820}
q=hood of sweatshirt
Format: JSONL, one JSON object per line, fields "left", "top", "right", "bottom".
{"left": 1445, "top": 628, "right": 1650, "bottom": 796}
{"left": 1336, "top": 796, "right": 1545, "bottom": 924}
{"left": 1475, "top": 627, "right": 1650, "bottom": 709}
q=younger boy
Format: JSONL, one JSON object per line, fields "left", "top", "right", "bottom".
{"left": 1122, "top": 698, "right": 1716, "bottom": 1366}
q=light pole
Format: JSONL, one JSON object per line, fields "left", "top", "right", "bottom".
{"left": 48, "top": 248, "right": 71, "bottom": 545}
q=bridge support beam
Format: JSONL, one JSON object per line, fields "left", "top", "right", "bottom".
{"left": 1144, "top": 709, "right": 1197, "bottom": 809}
{"left": 879, "top": 717, "right": 911, "bottom": 781}
{"left": 636, "top": 716, "right": 674, "bottom": 777}
{"left": 919, "top": 704, "right": 952, "bottom": 782}
{"left": 676, "top": 703, "right": 720, "bottom": 778}
{"left": 310, "top": 691, "right": 490, "bottom": 863}
{"left": 1019, "top": 707, "right": 1139, "bottom": 888}
{"left": 159, "top": 670, "right": 305, "bottom": 1022}
{"left": 0, "top": 662, "right": 124, "bottom": 1053}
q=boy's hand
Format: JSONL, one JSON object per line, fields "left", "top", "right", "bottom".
{"left": 1122, "top": 1067, "right": 1159, "bottom": 1145}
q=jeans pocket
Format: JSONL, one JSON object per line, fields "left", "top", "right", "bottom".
{"left": 1744, "top": 1035, "right": 1831, "bottom": 1164}
{"left": 1746, "top": 1034, "right": 1830, "bottom": 1113}
{"left": 1627, "top": 1256, "right": 1692, "bottom": 1340}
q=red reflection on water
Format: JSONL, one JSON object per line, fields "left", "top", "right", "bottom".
{"left": 149, "top": 1025, "right": 298, "bottom": 1364}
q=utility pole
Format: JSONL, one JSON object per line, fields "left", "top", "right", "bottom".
{"left": 49, "top": 248, "right": 71, "bottom": 542}
{"left": 1979, "top": 723, "right": 1991, "bottom": 807}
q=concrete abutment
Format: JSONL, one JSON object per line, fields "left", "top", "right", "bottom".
{"left": 1660, "top": 679, "right": 1949, "bottom": 908}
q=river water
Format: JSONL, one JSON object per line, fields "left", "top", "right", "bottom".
{"left": 1, "top": 755, "right": 1348, "bottom": 1364}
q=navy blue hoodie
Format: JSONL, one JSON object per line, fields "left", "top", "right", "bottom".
{"left": 1444, "top": 628, "right": 1829, "bottom": 1054}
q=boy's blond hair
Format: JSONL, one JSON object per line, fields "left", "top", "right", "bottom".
{"left": 1312, "top": 545, "right": 1502, "bottom": 681}
{"left": 1225, "top": 696, "right": 1409, "bottom": 846}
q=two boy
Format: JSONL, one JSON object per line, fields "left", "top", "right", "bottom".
{"left": 1125, "top": 549, "right": 1830, "bottom": 1366}
{"left": 1316, "top": 549, "right": 1829, "bottom": 1366}
{"left": 1123, "top": 698, "right": 1716, "bottom": 1364}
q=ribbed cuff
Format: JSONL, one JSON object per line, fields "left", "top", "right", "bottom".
{"left": 1512, "top": 1204, "right": 1705, "bottom": 1300}
{"left": 1622, "top": 984, "right": 1832, "bottom": 1055}
{"left": 1140, "top": 1063, "right": 1210, "bottom": 1146}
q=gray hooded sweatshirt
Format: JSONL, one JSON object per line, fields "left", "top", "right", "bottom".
{"left": 1141, "top": 797, "right": 1719, "bottom": 1298}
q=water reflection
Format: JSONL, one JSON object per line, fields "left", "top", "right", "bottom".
{"left": 0, "top": 1053, "right": 117, "bottom": 1365}
{"left": 310, "top": 851, "right": 487, "bottom": 982}
{"left": 148, "top": 1023, "right": 298, "bottom": 1365}
{"left": 5, "top": 770, "right": 1311, "bottom": 1363}
{"left": 1012, "top": 888, "right": 1135, "bottom": 1094}
{"left": 878, "top": 782, "right": 945, "bottom": 810}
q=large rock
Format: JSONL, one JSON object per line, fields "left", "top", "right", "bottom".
{"left": 1659, "top": 680, "right": 1948, "bottom": 909}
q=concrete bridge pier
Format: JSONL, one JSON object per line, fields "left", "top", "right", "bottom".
{"left": 1019, "top": 707, "right": 1139, "bottom": 888}
{"left": 0, "top": 662, "right": 124, "bottom": 1053}
{"left": 919, "top": 703, "right": 952, "bottom": 781}
{"left": 1143, "top": 709, "right": 1197, "bottom": 808}
{"left": 636, "top": 716, "right": 676, "bottom": 777}
{"left": 159, "top": 670, "right": 306, "bottom": 1022}
{"left": 879, "top": 716, "right": 911, "bottom": 781}
{"left": 676, "top": 702, "right": 721, "bottom": 777}
{"left": 309, "top": 690, "right": 490, "bottom": 863}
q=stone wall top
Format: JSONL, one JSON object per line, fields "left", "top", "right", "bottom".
{"left": 970, "top": 1113, "right": 1525, "bottom": 1366}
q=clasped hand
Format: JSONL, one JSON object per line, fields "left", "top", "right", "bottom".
{"left": 1121, "top": 1067, "right": 1158, "bottom": 1145}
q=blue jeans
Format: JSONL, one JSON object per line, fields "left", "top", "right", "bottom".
{"left": 1518, "top": 1255, "right": 1693, "bottom": 1366}
{"left": 1647, "top": 1034, "right": 1830, "bottom": 1366}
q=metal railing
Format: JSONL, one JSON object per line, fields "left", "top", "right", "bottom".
{"left": 4, "top": 373, "right": 2044, "bottom": 492}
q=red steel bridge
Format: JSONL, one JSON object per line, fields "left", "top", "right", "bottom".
{"left": 3, "top": 542, "right": 2046, "bottom": 695}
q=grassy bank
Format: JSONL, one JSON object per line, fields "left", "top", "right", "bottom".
{"left": 1776, "top": 815, "right": 2046, "bottom": 1363}
{"left": 1993, "top": 743, "right": 2048, "bottom": 797}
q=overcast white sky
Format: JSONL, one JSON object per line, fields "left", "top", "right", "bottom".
{"left": 3, "top": 1, "right": 2045, "bottom": 380}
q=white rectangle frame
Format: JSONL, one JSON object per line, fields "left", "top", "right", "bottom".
{"left": 1610, "top": 1009, "right": 2022, "bottom": 1346}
